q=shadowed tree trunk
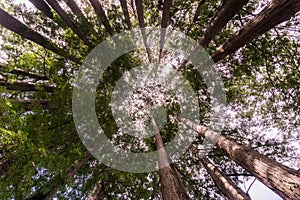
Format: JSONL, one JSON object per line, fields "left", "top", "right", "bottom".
{"left": 191, "top": 146, "right": 251, "bottom": 200}
{"left": 29, "top": 0, "right": 53, "bottom": 19}
{"left": 45, "top": 0, "right": 93, "bottom": 47}
{"left": 64, "top": 0, "right": 98, "bottom": 36}
{"left": 135, "top": 0, "right": 152, "bottom": 61}
{"left": 119, "top": 0, "right": 132, "bottom": 29}
{"left": 159, "top": 0, "right": 172, "bottom": 62}
{"left": 0, "top": 65, "right": 49, "bottom": 80}
{"left": 0, "top": 7, "right": 80, "bottom": 63}
{"left": 178, "top": 0, "right": 249, "bottom": 70}
{"left": 184, "top": 119, "right": 300, "bottom": 200}
{"left": 89, "top": 0, "right": 113, "bottom": 36}
{"left": 212, "top": 0, "right": 300, "bottom": 63}
{"left": 0, "top": 79, "right": 54, "bottom": 92}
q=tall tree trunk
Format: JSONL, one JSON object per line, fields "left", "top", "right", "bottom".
{"left": 152, "top": 119, "right": 190, "bottom": 200}
{"left": 178, "top": 0, "right": 249, "bottom": 70}
{"left": 184, "top": 119, "right": 300, "bottom": 200}
{"left": 89, "top": 0, "right": 113, "bottom": 36}
{"left": 212, "top": 0, "right": 300, "bottom": 63}
{"left": 0, "top": 80, "right": 54, "bottom": 92}
{"left": 0, "top": 65, "right": 49, "bottom": 80}
{"left": 45, "top": 0, "right": 93, "bottom": 47}
{"left": 0, "top": 8, "right": 80, "bottom": 63}
{"left": 29, "top": 0, "right": 53, "bottom": 19}
{"left": 135, "top": 0, "right": 152, "bottom": 61}
{"left": 159, "top": 0, "right": 172, "bottom": 62}
{"left": 65, "top": 0, "right": 98, "bottom": 36}
{"left": 119, "top": 0, "right": 132, "bottom": 29}
{"left": 191, "top": 146, "right": 251, "bottom": 200}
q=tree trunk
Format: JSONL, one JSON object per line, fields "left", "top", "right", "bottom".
{"left": 0, "top": 8, "right": 80, "bottom": 63}
{"left": 212, "top": 0, "right": 300, "bottom": 63}
{"left": 191, "top": 146, "right": 251, "bottom": 200}
{"left": 0, "top": 80, "right": 54, "bottom": 92}
{"left": 29, "top": 0, "right": 53, "bottom": 19}
{"left": 45, "top": 0, "right": 92, "bottom": 47}
{"left": 135, "top": 0, "right": 152, "bottom": 62}
{"left": 152, "top": 119, "right": 190, "bottom": 200}
{"left": 178, "top": 0, "right": 249, "bottom": 70}
{"left": 0, "top": 65, "right": 49, "bottom": 80}
{"left": 119, "top": 0, "right": 132, "bottom": 29}
{"left": 89, "top": 0, "right": 113, "bottom": 36}
{"left": 64, "top": 0, "right": 98, "bottom": 37}
{"left": 159, "top": 0, "right": 172, "bottom": 62}
{"left": 184, "top": 119, "right": 300, "bottom": 200}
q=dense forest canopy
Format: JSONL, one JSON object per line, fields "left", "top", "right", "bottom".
{"left": 0, "top": 0, "right": 299, "bottom": 199}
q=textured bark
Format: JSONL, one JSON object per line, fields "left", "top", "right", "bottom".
{"left": 119, "top": 0, "right": 132, "bottom": 29}
{"left": 45, "top": 0, "right": 92, "bottom": 47}
{"left": 89, "top": 0, "right": 113, "bottom": 36}
{"left": 152, "top": 119, "right": 189, "bottom": 200}
{"left": 178, "top": 0, "right": 249, "bottom": 70}
{"left": 184, "top": 119, "right": 300, "bottom": 200}
{"left": 29, "top": 0, "right": 53, "bottom": 19}
{"left": 0, "top": 79, "right": 54, "bottom": 92}
{"left": 212, "top": 0, "right": 300, "bottom": 63}
{"left": 0, "top": 7, "right": 80, "bottom": 63}
{"left": 191, "top": 146, "right": 251, "bottom": 200}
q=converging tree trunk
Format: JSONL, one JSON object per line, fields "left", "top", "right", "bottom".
{"left": 191, "top": 146, "right": 251, "bottom": 200}
{"left": 212, "top": 0, "right": 300, "bottom": 63}
{"left": 45, "top": 0, "right": 93, "bottom": 47}
{"left": 0, "top": 7, "right": 80, "bottom": 63}
{"left": 184, "top": 119, "right": 300, "bottom": 200}
{"left": 152, "top": 119, "right": 190, "bottom": 200}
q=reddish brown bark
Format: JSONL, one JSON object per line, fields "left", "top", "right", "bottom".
{"left": 65, "top": 0, "right": 97, "bottom": 36}
{"left": 135, "top": 0, "right": 152, "bottom": 61}
{"left": 191, "top": 146, "right": 251, "bottom": 200}
{"left": 0, "top": 7, "right": 80, "bottom": 63}
{"left": 159, "top": 0, "right": 172, "bottom": 62}
{"left": 152, "top": 119, "right": 190, "bottom": 200}
{"left": 29, "top": 0, "right": 53, "bottom": 19}
{"left": 119, "top": 0, "right": 132, "bottom": 29}
{"left": 178, "top": 0, "right": 249, "bottom": 70}
{"left": 184, "top": 119, "right": 300, "bottom": 200}
{"left": 89, "top": 0, "right": 113, "bottom": 36}
{"left": 212, "top": 0, "right": 300, "bottom": 63}
{"left": 45, "top": 0, "right": 92, "bottom": 47}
